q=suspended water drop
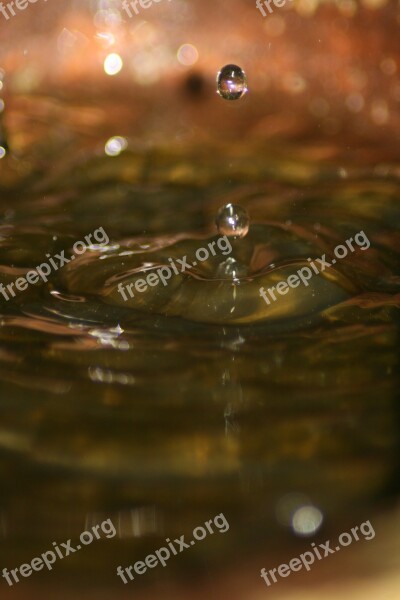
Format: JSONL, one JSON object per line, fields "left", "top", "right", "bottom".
{"left": 216, "top": 203, "right": 249, "bottom": 238}
{"left": 217, "top": 64, "right": 248, "bottom": 101}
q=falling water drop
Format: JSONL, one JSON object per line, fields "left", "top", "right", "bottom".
{"left": 216, "top": 203, "right": 249, "bottom": 238}
{"left": 217, "top": 65, "right": 248, "bottom": 101}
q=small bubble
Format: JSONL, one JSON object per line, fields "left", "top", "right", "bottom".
{"left": 217, "top": 65, "right": 248, "bottom": 101}
{"left": 216, "top": 203, "right": 249, "bottom": 239}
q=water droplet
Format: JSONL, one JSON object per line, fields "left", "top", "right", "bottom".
{"left": 216, "top": 203, "right": 249, "bottom": 238}
{"left": 217, "top": 65, "right": 248, "bottom": 101}
{"left": 216, "top": 257, "right": 247, "bottom": 282}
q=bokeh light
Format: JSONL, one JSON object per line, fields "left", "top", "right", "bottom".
{"left": 105, "top": 136, "right": 128, "bottom": 156}
{"left": 104, "top": 53, "right": 123, "bottom": 76}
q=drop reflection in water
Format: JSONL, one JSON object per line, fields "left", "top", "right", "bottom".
{"left": 216, "top": 203, "right": 250, "bottom": 239}
{"left": 217, "top": 64, "right": 248, "bottom": 100}
{"left": 216, "top": 257, "right": 248, "bottom": 283}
